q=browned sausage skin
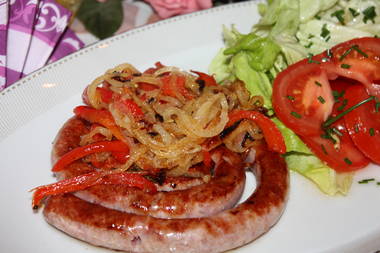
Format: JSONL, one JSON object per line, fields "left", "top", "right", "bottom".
{"left": 44, "top": 145, "right": 288, "bottom": 253}
{"left": 52, "top": 117, "right": 247, "bottom": 218}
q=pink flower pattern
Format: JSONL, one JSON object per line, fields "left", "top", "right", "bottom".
{"left": 144, "top": 0, "right": 212, "bottom": 19}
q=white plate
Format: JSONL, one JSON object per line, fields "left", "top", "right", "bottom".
{"left": 1, "top": 2, "right": 380, "bottom": 253}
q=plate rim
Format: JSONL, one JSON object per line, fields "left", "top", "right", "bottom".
{"left": 1, "top": 1, "right": 380, "bottom": 252}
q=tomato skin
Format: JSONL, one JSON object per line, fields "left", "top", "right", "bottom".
{"left": 300, "top": 79, "right": 370, "bottom": 172}
{"left": 273, "top": 58, "right": 334, "bottom": 136}
{"left": 320, "top": 37, "right": 380, "bottom": 98}
{"left": 344, "top": 85, "right": 380, "bottom": 164}
{"left": 300, "top": 132, "right": 370, "bottom": 172}
{"left": 273, "top": 37, "right": 380, "bottom": 138}
{"left": 272, "top": 38, "right": 380, "bottom": 172}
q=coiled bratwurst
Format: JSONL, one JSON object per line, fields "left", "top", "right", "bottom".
{"left": 32, "top": 62, "right": 289, "bottom": 253}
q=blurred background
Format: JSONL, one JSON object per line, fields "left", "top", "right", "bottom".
{"left": 0, "top": 0, "right": 245, "bottom": 90}
{"left": 63, "top": 0, "right": 247, "bottom": 43}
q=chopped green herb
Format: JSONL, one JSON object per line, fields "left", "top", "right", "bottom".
{"left": 286, "top": 95, "right": 295, "bottom": 101}
{"left": 369, "top": 128, "right": 375, "bottom": 136}
{"left": 376, "top": 101, "right": 380, "bottom": 112}
{"left": 291, "top": 111, "right": 302, "bottom": 119}
{"left": 323, "top": 96, "right": 375, "bottom": 128}
{"left": 315, "top": 81, "right": 322, "bottom": 87}
{"left": 307, "top": 53, "right": 321, "bottom": 64}
{"left": 362, "top": 6, "right": 377, "bottom": 24}
{"left": 377, "top": 182, "right": 380, "bottom": 186}
{"left": 320, "top": 128, "right": 337, "bottom": 143}
{"left": 325, "top": 35, "right": 331, "bottom": 42}
{"left": 354, "top": 124, "right": 359, "bottom": 133}
{"left": 339, "top": 45, "right": 355, "bottom": 61}
{"left": 332, "top": 127, "right": 343, "bottom": 136}
{"left": 320, "top": 25, "right": 329, "bottom": 37}
{"left": 321, "top": 144, "right": 328, "bottom": 155}
{"left": 305, "top": 42, "right": 313, "bottom": 48}
{"left": 358, "top": 178, "right": 375, "bottom": 184}
{"left": 318, "top": 96, "right": 326, "bottom": 104}
{"left": 321, "top": 24, "right": 331, "bottom": 40}
{"left": 340, "top": 45, "right": 369, "bottom": 61}
{"left": 337, "top": 99, "right": 348, "bottom": 111}
{"left": 315, "top": 15, "right": 321, "bottom": 20}
{"left": 341, "top": 63, "right": 351, "bottom": 69}
{"left": 331, "top": 9, "right": 345, "bottom": 25}
{"left": 349, "top": 7, "right": 360, "bottom": 17}
{"left": 332, "top": 90, "right": 345, "bottom": 102}
{"left": 344, "top": 157, "right": 352, "bottom": 165}
{"left": 308, "top": 34, "right": 315, "bottom": 39}
{"left": 374, "top": 97, "right": 380, "bottom": 113}
{"left": 353, "top": 46, "right": 369, "bottom": 58}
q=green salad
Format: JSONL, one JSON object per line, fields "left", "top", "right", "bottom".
{"left": 209, "top": 0, "right": 380, "bottom": 195}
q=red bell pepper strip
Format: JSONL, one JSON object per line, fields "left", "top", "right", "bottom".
{"left": 111, "top": 150, "right": 130, "bottom": 164}
{"left": 74, "top": 106, "right": 126, "bottom": 142}
{"left": 227, "top": 110, "right": 286, "bottom": 154}
{"left": 31, "top": 171, "right": 157, "bottom": 208}
{"left": 161, "top": 74, "right": 176, "bottom": 97}
{"left": 202, "top": 148, "right": 212, "bottom": 169}
{"left": 138, "top": 82, "right": 159, "bottom": 91}
{"left": 96, "top": 87, "right": 114, "bottom": 104}
{"left": 191, "top": 70, "right": 218, "bottom": 86}
{"left": 161, "top": 74, "right": 193, "bottom": 99}
{"left": 176, "top": 75, "right": 194, "bottom": 99}
{"left": 143, "top": 61, "right": 165, "bottom": 74}
{"left": 52, "top": 140, "right": 129, "bottom": 172}
{"left": 114, "top": 98, "right": 144, "bottom": 121}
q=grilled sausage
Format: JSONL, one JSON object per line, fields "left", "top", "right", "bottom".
{"left": 43, "top": 144, "right": 289, "bottom": 253}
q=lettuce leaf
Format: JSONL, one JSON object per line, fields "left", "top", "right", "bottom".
{"left": 285, "top": 155, "right": 353, "bottom": 195}
{"left": 231, "top": 53, "right": 273, "bottom": 108}
{"left": 209, "top": 0, "right": 379, "bottom": 195}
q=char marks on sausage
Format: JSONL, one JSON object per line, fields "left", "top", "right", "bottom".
{"left": 44, "top": 146, "right": 288, "bottom": 253}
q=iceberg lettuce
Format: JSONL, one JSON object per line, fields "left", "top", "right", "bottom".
{"left": 208, "top": 0, "right": 380, "bottom": 195}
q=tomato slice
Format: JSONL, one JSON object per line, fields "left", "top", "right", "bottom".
{"left": 300, "top": 79, "right": 370, "bottom": 172}
{"left": 321, "top": 37, "right": 380, "bottom": 98}
{"left": 300, "top": 131, "right": 370, "bottom": 172}
{"left": 273, "top": 58, "right": 334, "bottom": 136}
{"left": 343, "top": 84, "right": 380, "bottom": 164}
